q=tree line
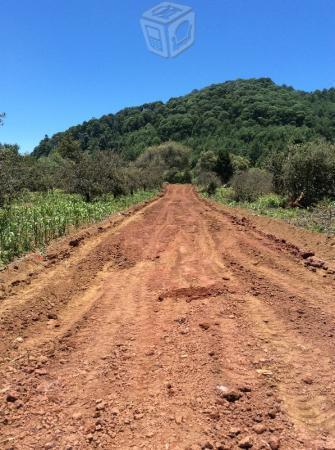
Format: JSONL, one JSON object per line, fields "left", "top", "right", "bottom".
{"left": 0, "top": 140, "right": 192, "bottom": 206}
{"left": 1, "top": 137, "right": 335, "bottom": 208}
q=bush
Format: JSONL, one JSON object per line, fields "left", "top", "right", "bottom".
{"left": 283, "top": 141, "right": 335, "bottom": 206}
{"left": 213, "top": 186, "right": 235, "bottom": 204}
{"left": 231, "top": 168, "right": 273, "bottom": 202}
{"left": 196, "top": 171, "right": 221, "bottom": 195}
{"left": 256, "top": 193, "right": 287, "bottom": 209}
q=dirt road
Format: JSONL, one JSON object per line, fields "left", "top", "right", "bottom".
{"left": 1, "top": 185, "right": 335, "bottom": 450}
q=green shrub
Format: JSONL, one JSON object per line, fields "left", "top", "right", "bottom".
{"left": 231, "top": 168, "right": 273, "bottom": 202}
{"left": 213, "top": 187, "right": 236, "bottom": 204}
{"left": 256, "top": 193, "right": 287, "bottom": 209}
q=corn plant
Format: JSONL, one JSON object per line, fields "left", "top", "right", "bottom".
{"left": 0, "top": 190, "right": 156, "bottom": 267}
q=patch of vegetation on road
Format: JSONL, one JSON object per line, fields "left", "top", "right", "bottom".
{"left": 0, "top": 190, "right": 157, "bottom": 267}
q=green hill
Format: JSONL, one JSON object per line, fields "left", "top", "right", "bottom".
{"left": 33, "top": 78, "right": 335, "bottom": 163}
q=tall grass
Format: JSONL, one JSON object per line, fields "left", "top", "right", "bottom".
{"left": 207, "top": 187, "right": 335, "bottom": 236}
{"left": 0, "top": 190, "right": 157, "bottom": 266}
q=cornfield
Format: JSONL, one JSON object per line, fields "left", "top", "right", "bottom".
{"left": 0, "top": 190, "right": 157, "bottom": 267}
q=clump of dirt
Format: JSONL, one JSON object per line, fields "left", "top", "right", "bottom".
{"left": 158, "top": 283, "right": 230, "bottom": 303}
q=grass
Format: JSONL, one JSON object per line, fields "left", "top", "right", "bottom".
{"left": 206, "top": 187, "right": 335, "bottom": 236}
{"left": 0, "top": 189, "right": 157, "bottom": 267}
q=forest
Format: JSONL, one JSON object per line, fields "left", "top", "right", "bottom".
{"left": 32, "top": 78, "right": 335, "bottom": 163}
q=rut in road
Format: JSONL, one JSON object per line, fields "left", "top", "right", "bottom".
{"left": 1, "top": 185, "right": 335, "bottom": 450}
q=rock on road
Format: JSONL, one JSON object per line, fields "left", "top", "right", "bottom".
{"left": 1, "top": 185, "right": 335, "bottom": 450}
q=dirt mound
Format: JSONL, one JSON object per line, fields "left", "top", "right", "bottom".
{"left": 158, "top": 283, "right": 230, "bottom": 303}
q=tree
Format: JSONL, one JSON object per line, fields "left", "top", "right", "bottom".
{"left": 33, "top": 134, "right": 52, "bottom": 158}
{"left": 20, "top": 153, "right": 73, "bottom": 193}
{"left": 70, "top": 154, "right": 97, "bottom": 202}
{"left": 0, "top": 144, "right": 23, "bottom": 206}
{"left": 215, "top": 149, "right": 233, "bottom": 183}
{"left": 0, "top": 113, "right": 5, "bottom": 127}
{"left": 231, "top": 154, "right": 250, "bottom": 173}
{"left": 71, "top": 152, "right": 128, "bottom": 202}
{"left": 56, "top": 136, "right": 82, "bottom": 162}
{"left": 264, "top": 151, "right": 287, "bottom": 194}
{"left": 123, "top": 165, "right": 143, "bottom": 194}
{"left": 95, "top": 152, "right": 128, "bottom": 198}
{"left": 194, "top": 150, "right": 217, "bottom": 175}
{"left": 136, "top": 142, "right": 192, "bottom": 185}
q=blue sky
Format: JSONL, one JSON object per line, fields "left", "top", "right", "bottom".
{"left": 0, "top": 0, "right": 334, "bottom": 153}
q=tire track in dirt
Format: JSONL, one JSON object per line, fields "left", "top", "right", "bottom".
{"left": 1, "top": 185, "right": 335, "bottom": 450}
{"left": 246, "top": 294, "right": 335, "bottom": 434}
{"left": 202, "top": 196, "right": 335, "bottom": 447}
{"left": 0, "top": 195, "right": 163, "bottom": 357}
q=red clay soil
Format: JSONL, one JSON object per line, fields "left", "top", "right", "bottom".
{"left": 1, "top": 185, "right": 335, "bottom": 450}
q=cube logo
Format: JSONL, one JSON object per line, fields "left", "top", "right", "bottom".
{"left": 141, "top": 2, "right": 195, "bottom": 58}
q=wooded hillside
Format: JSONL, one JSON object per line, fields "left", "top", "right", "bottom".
{"left": 32, "top": 78, "right": 335, "bottom": 164}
